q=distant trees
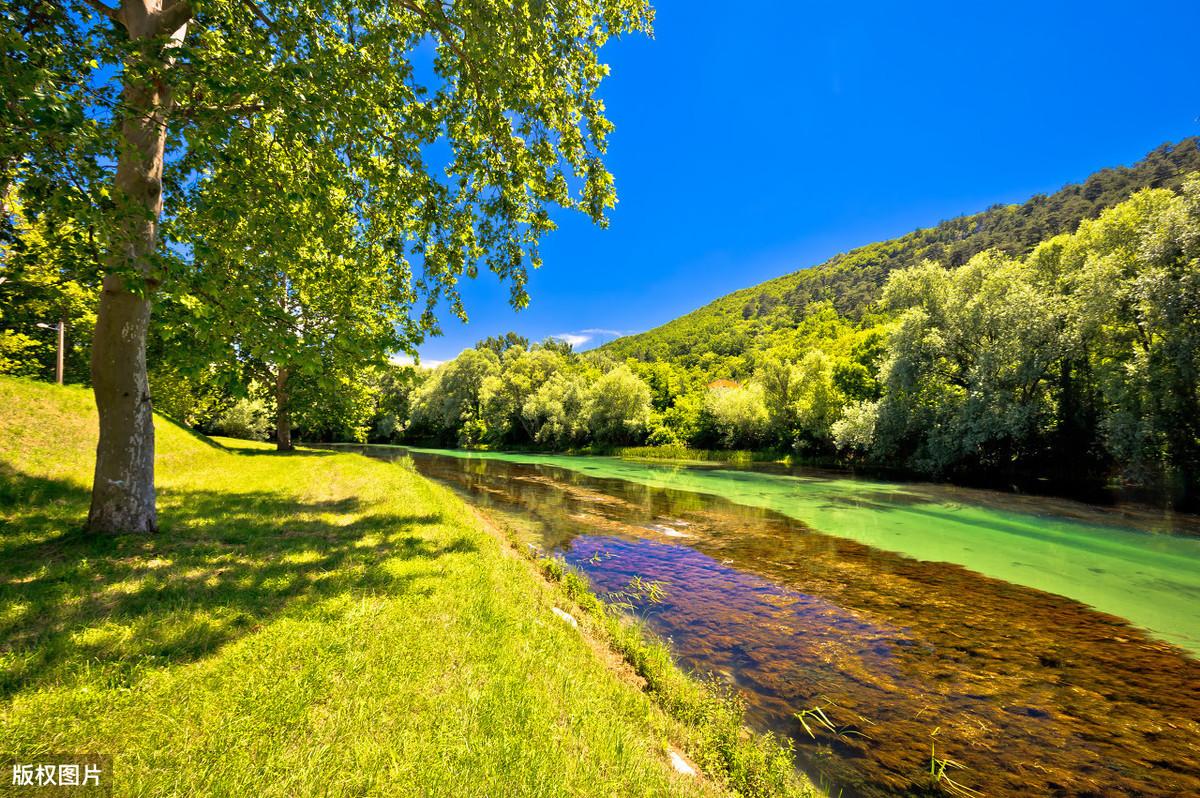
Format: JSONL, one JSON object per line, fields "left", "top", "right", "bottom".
{"left": 401, "top": 341, "right": 653, "bottom": 449}
{"left": 587, "top": 365, "right": 652, "bottom": 445}
{"left": 703, "top": 383, "right": 768, "bottom": 448}
{"left": 844, "top": 180, "right": 1200, "bottom": 506}
{"left": 383, "top": 179, "right": 1199, "bottom": 507}
{"left": 524, "top": 371, "right": 591, "bottom": 448}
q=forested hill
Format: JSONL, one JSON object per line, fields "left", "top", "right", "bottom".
{"left": 603, "top": 138, "right": 1200, "bottom": 366}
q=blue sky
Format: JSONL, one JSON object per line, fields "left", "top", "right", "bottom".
{"left": 413, "top": 0, "right": 1200, "bottom": 364}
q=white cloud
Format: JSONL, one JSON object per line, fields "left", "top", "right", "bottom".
{"left": 552, "top": 333, "right": 592, "bottom": 348}
{"left": 388, "top": 353, "right": 444, "bottom": 369}
{"left": 549, "top": 328, "right": 634, "bottom": 350}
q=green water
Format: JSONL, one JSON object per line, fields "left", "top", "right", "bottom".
{"left": 406, "top": 447, "right": 1200, "bottom": 655}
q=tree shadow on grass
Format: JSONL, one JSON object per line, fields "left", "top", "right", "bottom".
{"left": 0, "top": 463, "right": 476, "bottom": 699}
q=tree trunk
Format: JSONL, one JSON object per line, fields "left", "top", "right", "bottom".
{"left": 86, "top": 3, "right": 190, "bottom": 534}
{"left": 275, "top": 366, "right": 294, "bottom": 451}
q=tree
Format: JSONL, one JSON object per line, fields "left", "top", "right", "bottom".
{"left": 875, "top": 252, "right": 1064, "bottom": 478}
{"left": 758, "top": 354, "right": 799, "bottom": 443}
{"left": 476, "top": 332, "right": 530, "bottom": 358}
{"left": 1031, "top": 181, "right": 1200, "bottom": 505}
{"left": 789, "top": 349, "right": 845, "bottom": 452}
{"left": 479, "top": 345, "right": 563, "bottom": 444}
{"left": 586, "top": 364, "right": 651, "bottom": 445}
{"left": 522, "top": 369, "right": 591, "bottom": 447}
{"left": 703, "top": 382, "right": 768, "bottom": 448}
{"left": 172, "top": 151, "right": 405, "bottom": 451}
{"left": 9, "top": 0, "right": 652, "bottom": 532}
{"left": 409, "top": 348, "right": 499, "bottom": 444}
{"left": 369, "top": 363, "right": 427, "bottom": 443}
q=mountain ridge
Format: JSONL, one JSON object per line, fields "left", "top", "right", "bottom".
{"left": 601, "top": 138, "right": 1200, "bottom": 368}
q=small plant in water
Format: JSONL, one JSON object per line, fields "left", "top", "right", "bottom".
{"left": 604, "top": 575, "right": 667, "bottom": 619}
{"left": 794, "top": 698, "right": 871, "bottom": 742}
{"left": 928, "top": 727, "right": 982, "bottom": 798}
{"left": 586, "top": 549, "right": 615, "bottom": 565}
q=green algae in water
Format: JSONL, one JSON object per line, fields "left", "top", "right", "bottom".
{"left": 404, "top": 447, "right": 1200, "bottom": 656}
{"left": 347, "top": 445, "right": 1200, "bottom": 797}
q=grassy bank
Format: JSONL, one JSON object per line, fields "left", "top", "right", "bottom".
{"left": 0, "top": 378, "right": 815, "bottom": 797}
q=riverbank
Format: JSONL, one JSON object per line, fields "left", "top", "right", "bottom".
{"left": 374, "top": 444, "right": 1200, "bottom": 797}
{"left": 0, "top": 378, "right": 816, "bottom": 797}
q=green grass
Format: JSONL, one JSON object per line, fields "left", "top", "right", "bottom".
{"left": 614, "top": 445, "right": 792, "bottom": 466}
{"left": 0, "top": 377, "right": 788, "bottom": 797}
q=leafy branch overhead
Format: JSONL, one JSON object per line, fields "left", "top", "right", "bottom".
{"left": 4, "top": 0, "right": 653, "bottom": 530}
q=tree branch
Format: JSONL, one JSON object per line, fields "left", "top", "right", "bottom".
{"left": 157, "top": 0, "right": 194, "bottom": 36}
{"left": 238, "top": 0, "right": 279, "bottom": 33}
{"left": 395, "top": 0, "right": 487, "bottom": 101}
{"left": 80, "top": 0, "right": 119, "bottom": 23}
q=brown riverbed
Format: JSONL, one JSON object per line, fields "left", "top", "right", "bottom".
{"left": 359, "top": 447, "right": 1200, "bottom": 797}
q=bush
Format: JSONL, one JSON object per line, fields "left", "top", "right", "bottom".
{"left": 212, "top": 398, "right": 271, "bottom": 441}
{"left": 832, "top": 399, "right": 879, "bottom": 456}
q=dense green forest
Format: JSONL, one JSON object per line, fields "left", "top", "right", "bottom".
{"left": 4, "top": 141, "right": 1199, "bottom": 507}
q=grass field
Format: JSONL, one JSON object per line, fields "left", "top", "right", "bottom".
{"left": 0, "top": 377, "right": 816, "bottom": 797}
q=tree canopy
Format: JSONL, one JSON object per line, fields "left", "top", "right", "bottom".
{"left": 2, "top": 0, "right": 653, "bottom": 531}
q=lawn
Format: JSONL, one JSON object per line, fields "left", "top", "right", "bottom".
{"left": 0, "top": 377, "right": 738, "bottom": 797}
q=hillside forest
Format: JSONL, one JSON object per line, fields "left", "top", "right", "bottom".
{"left": 4, "top": 141, "right": 1199, "bottom": 508}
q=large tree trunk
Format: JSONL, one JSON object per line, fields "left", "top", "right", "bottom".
{"left": 86, "top": 2, "right": 190, "bottom": 534}
{"left": 275, "top": 366, "right": 294, "bottom": 451}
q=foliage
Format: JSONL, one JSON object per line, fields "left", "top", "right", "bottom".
{"left": 409, "top": 348, "right": 500, "bottom": 444}
{"left": 863, "top": 179, "right": 1200, "bottom": 504}
{"left": 523, "top": 369, "right": 592, "bottom": 448}
{"left": 0, "top": 190, "right": 96, "bottom": 383}
{"left": 587, "top": 364, "right": 653, "bottom": 445}
{"left": 480, "top": 346, "right": 565, "bottom": 444}
{"left": 703, "top": 383, "right": 769, "bottom": 449}
{"left": 148, "top": 361, "right": 231, "bottom": 427}
{"left": 211, "top": 396, "right": 271, "bottom": 441}
{"left": 368, "top": 364, "right": 427, "bottom": 442}
{"left": 831, "top": 400, "right": 879, "bottom": 456}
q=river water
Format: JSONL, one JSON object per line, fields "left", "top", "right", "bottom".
{"left": 348, "top": 446, "right": 1200, "bottom": 797}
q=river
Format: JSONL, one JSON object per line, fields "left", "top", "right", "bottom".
{"left": 344, "top": 445, "right": 1200, "bottom": 797}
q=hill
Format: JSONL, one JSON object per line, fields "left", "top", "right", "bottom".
{"left": 603, "top": 139, "right": 1200, "bottom": 369}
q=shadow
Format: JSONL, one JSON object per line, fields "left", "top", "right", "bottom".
{"left": 221, "top": 445, "right": 338, "bottom": 458}
{"left": 156, "top": 413, "right": 227, "bottom": 451}
{"left": 0, "top": 463, "right": 475, "bottom": 699}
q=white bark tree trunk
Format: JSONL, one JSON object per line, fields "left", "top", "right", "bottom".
{"left": 86, "top": 1, "right": 189, "bottom": 534}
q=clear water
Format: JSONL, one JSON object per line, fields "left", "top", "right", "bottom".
{"left": 345, "top": 445, "right": 1200, "bottom": 797}
{"left": 406, "top": 447, "right": 1200, "bottom": 655}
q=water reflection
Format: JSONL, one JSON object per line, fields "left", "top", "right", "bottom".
{"left": 352, "top": 446, "right": 1200, "bottom": 798}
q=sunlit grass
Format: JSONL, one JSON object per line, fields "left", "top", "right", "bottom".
{"left": 535, "top": 556, "right": 816, "bottom": 798}
{"left": 0, "top": 377, "right": 737, "bottom": 797}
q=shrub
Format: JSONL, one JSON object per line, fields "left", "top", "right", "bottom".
{"left": 212, "top": 398, "right": 271, "bottom": 441}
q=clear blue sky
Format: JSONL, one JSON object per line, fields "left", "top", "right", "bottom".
{"left": 414, "top": 0, "right": 1200, "bottom": 364}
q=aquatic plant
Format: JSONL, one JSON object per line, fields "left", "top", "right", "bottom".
{"left": 928, "top": 728, "right": 982, "bottom": 798}
{"left": 794, "top": 700, "right": 871, "bottom": 742}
